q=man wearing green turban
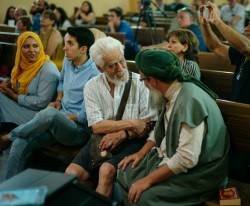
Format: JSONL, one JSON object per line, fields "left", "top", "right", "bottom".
{"left": 117, "top": 49, "right": 229, "bottom": 205}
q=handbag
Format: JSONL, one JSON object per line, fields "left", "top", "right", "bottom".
{"left": 89, "top": 72, "right": 132, "bottom": 170}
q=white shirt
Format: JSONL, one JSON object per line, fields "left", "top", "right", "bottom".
{"left": 148, "top": 81, "right": 207, "bottom": 174}
{"left": 84, "top": 72, "right": 158, "bottom": 126}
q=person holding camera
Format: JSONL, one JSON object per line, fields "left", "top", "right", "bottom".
{"left": 70, "top": 1, "right": 96, "bottom": 26}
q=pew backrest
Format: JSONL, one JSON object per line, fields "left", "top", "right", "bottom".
{"left": 131, "top": 26, "right": 165, "bottom": 46}
{"left": 0, "top": 42, "right": 17, "bottom": 77}
{"left": 105, "top": 32, "right": 125, "bottom": 45}
{"left": 216, "top": 99, "right": 250, "bottom": 155}
{"left": 201, "top": 69, "right": 233, "bottom": 100}
{"left": 0, "top": 32, "right": 18, "bottom": 44}
{"left": 0, "top": 24, "right": 16, "bottom": 33}
{"left": 198, "top": 52, "right": 235, "bottom": 72}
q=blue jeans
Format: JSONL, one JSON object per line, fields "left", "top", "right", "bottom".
{"left": 6, "top": 107, "right": 91, "bottom": 179}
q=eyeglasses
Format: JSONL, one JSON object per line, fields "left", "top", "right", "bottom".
{"left": 140, "top": 76, "right": 150, "bottom": 81}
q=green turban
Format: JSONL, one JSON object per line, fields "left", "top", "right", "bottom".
{"left": 135, "top": 49, "right": 218, "bottom": 100}
{"left": 135, "top": 49, "right": 181, "bottom": 82}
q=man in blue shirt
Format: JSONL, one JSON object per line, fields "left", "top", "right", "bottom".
{"left": 2, "top": 27, "right": 100, "bottom": 179}
{"left": 177, "top": 7, "right": 208, "bottom": 52}
{"left": 107, "top": 7, "right": 139, "bottom": 60}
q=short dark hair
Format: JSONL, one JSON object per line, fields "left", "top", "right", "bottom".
{"left": 66, "top": 27, "right": 94, "bottom": 58}
{"left": 109, "top": 7, "right": 123, "bottom": 17}
{"left": 18, "top": 16, "right": 32, "bottom": 31}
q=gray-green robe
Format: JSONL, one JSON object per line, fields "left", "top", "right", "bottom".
{"left": 117, "top": 82, "right": 229, "bottom": 206}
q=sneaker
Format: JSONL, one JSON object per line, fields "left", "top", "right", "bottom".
{"left": 0, "top": 134, "right": 11, "bottom": 153}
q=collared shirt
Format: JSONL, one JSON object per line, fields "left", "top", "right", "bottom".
{"left": 148, "top": 81, "right": 206, "bottom": 174}
{"left": 57, "top": 57, "right": 100, "bottom": 124}
{"left": 221, "top": 3, "right": 245, "bottom": 33}
{"left": 84, "top": 72, "right": 158, "bottom": 126}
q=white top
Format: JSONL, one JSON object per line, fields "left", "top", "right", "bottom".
{"left": 84, "top": 72, "right": 158, "bottom": 126}
{"left": 148, "top": 81, "right": 207, "bottom": 175}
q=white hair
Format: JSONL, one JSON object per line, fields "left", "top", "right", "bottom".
{"left": 89, "top": 36, "right": 124, "bottom": 68}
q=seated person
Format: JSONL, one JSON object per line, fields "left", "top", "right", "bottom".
{"left": 177, "top": 7, "right": 207, "bottom": 51}
{"left": 142, "top": 29, "right": 201, "bottom": 79}
{"left": 54, "top": 7, "right": 72, "bottom": 30}
{"left": 221, "top": 0, "right": 245, "bottom": 33}
{"left": 117, "top": 49, "right": 229, "bottom": 205}
{"left": 40, "top": 10, "right": 64, "bottom": 70}
{"left": 107, "top": 7, "right": 139, "bottom": 60}
{"left": 65, "top": 37, "right": 158, "bottom": 198}
{"left": 3, "top": 6, "right": 16, "bottom": 25}
{"left": 70, "top": 1, "right": 96, "bottom": 26}
{"left": 1, "top": 27, "right": 100, "bottom": 179}
{"left": 16, "top": 16, "right": 32, "bottom": 34}
{"left": 0, "top": 31, "right": 59, "bottom": 133}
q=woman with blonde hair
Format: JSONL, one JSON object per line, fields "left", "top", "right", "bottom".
{"left": 0, "top": 31, "right": 59, "bottom": 133}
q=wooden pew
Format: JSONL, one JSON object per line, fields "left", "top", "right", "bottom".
{"left": 96, "top": 16, "right": 108, "bottom": 25}
{"left": 200, "top": 69, "right": 233, "bottom": 100}
{"left": 0, "top": 32, "right": 18, "bottom": 44}
{"left": 204, "top": 99, "right": 250, "bottom": 206}
{"left": 0, "top": 24, "right": 16, "bottom": 33}
{"left": 198, "top": 52, "right": 236, "bottom": 72}
{"left": 216, "top": 99, "right": 250, "bottom": 155}
{"left": 105, "top": 32, "right": 125, "bottom": 45}
{"left": 131, "top": 26, "right": 165, "bottom": 46}
{"left": 0, "top": 42, "right": 17, "bottom": 77}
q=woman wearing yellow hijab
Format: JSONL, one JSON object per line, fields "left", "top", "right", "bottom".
{"left": 0, "top": 31, "right": 60, "bottom": 132}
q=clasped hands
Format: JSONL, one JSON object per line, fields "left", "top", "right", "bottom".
{"left": 0, "top": 79, "right": 17, "bottom": 100}
{"left": 99, "top": 119, "right": 152, "bottom": 151}
{"left": 199, "top": 1, "right": 221, "bottom": 26}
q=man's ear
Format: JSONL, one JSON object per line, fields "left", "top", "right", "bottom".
{"left": 80, "top": 46, "right": 87, "bottom": 54}
{"left": 150, "top": 76, "right": 157, "bottom": 87}
{"left": 97, "top": 65, "right": 104, "bottom": 73}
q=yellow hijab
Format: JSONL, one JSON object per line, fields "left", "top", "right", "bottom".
{"left": 11, "top": 31, "right": 50, "bottom": 94}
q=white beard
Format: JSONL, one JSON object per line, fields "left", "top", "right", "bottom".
{"left": 105, "top": 69, "right": 129, "bottom": 86}
{"left": 148, "top": 84, "right": 165, "bottom": 110}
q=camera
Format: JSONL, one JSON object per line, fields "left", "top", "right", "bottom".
{"left": 142, "top": 0, "right": 151, "bottom": 7}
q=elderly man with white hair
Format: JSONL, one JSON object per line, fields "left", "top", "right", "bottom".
{"left": 65, "top": 36, "right": 158, "bottom": 198}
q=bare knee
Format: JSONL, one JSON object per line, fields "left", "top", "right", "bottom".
{"left": 99, "top": 163, "right": 116, "bottom": 180}
{"left": 65, "top": 163, "right": 89, "bottom": 182}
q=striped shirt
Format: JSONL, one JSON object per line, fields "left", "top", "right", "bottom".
{"left": 84, "top": 72, "right": 158, "bottom": 126}
{"left": 181, "top": 59, "right": 201, "bottom": 80}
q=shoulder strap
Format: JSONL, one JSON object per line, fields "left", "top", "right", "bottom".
{"left": 116, "top": 71, "right": 132, "bottom": 121}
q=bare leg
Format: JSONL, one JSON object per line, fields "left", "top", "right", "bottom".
{"left": 96, "top": 162, "right": 116, "bottom": 198}
{"left": 65, "top": 163, "right": 95, "bottom": 188}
